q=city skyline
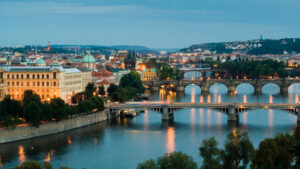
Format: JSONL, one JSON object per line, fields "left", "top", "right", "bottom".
{"left": 0, "top": 0, "right": 300, "bottom": 48}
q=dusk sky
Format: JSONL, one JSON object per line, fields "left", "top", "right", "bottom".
{"left": 1, "top": 0, "right": 300, "bottom": 48}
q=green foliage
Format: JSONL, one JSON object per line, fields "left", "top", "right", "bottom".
{"left": 49, "top": 98, "right": 69, "bottom": 121}
{"left": 199, "top": 137, "right": 222, "bottom": 169}
{"left": 107, "top": 84, "right": 119, "bottom": 97}
{"left": 221, "top": 131, "right": 254, "bottom": 169}
{"left": 98, "top": 85, "right": 106, "bottom": 96}
{"left": 23, "top": 90, "right": 42, "bottom": 105}
{"left": 111, "top": 87, "right": 137, "bottom": 103}
{"left": 24, "top": 101, "right": 43, "bottom": 127}
{"left": 13, "top": 160, "right": 73, "bottom": 169}
{"left": 251, "top": 134, "right": 296, "bottom": 169}
{"left": 220, "top": 59, "right": 287, "bottom": 79}
{"left": 119, "top": 71, "right": 145, "bottom": 93}
{"left": 137, "top": 159, "right": 159, "bottom": 169}
{"left": 13, "top": 160, "right": 43, "bottom": 169}
{"left": 160, "top": 64, "right": 181, "bottom": 80}
{"left": 89, "top": 96, "right": 105, "bottom": 111}
{"left": 84, "top": 82, "right": 96, "bottom": 99}
{"left": 137, "top": 152, "right": 197, "bottom": 169}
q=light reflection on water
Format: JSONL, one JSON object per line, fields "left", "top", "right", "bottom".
{"left": 0, "top": 82, "right": 299, "bottom": 169}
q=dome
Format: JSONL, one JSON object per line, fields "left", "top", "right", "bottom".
{"left": 82, "top": 54, "right": 96, "bottom": 63}
{"left": 36, "top": 58, "right": 46, "bottom": 64}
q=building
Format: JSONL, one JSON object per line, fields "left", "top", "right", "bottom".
{"left": 124, "top": 50, "right": 136, "bottom": 70}
{"left": 82, "top": 51, "right": 96, "bottom": 70}
{"left": 142, "top": 68, "right": 157, "bottom": 81}
{"left": 110, "top": 68, "right": 130, "bottom": 82}
{"left": 0, "top": 65, "right": 92, "bottom": 103}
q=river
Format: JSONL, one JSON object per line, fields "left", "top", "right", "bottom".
{"left": 0, "top": 74, "right": 299, "bottom": 169}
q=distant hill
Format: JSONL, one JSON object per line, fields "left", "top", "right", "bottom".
{"left": 180, "top": 38, "right": 300, "bottom": 55}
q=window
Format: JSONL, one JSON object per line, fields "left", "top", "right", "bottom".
{"left": 42, "top": 74, "right": 44, "bottom": 79}
{"left": 27, "top": 81, "right": 30, "bottom": 86}
{"left": 53, "top": 72, "right": 56, "bottom": 79}
{"left": 16, "top": 82, "right": 19, "bottom": 86}
{"left": 53, "top": 82, "right": 56, "bottom": 86}
{"left": 27, "top": 74, "right": 29, "bottom": 79}
{"left": 0, "top": 72, "right": 3, "bottom": 79}
{"left": 37, "top": 74, "right": 40, "bottom": 79}
{"left": 16, "top": 74, "right": 19, "bottom": 79}
{"left": 37, "top": 82, "right": 40, "bottom": 86}
{"left": 46, "top": 74, "right": 49, "bottom": 79}
{"left": 32, "top": 74, "right": 35, "bottom": 79}
{"left": 42, "top": 82, "right": 44, "bottom": 86}
{"left": 47, "top": 82, "right": 49, "bottom": 86}
{"left": 7, "top": 74, "right": 9, "bottom": 79}
{"left": 7, "top": 82, "right": 9, "bottom": 86}
{"left": 12, "top": 82, "right": 14, "bottom": 86}
{"left": 21, "top": 74, "right": 23, "bottom": 79}
{"left": 12, "top": 74, "right": 14, "bottom": 79}
{"left": 33, "top": 82, "right": 35, "bottom": 86}
{"left": 42, "top": 95, "right": 45, "bottom": 99}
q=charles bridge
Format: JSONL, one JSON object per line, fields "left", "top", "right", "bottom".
{"left": 106, "top": 102, "right": 300, "bottom": 123}
{"left": 143, "top": 79, "right": 300, "bottom": 95}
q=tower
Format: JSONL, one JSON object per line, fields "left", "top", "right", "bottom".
{"left": 46, "top": 42, "right": 51, "bottom": 51}
{"left": 6, "top": 54, "right": 11, "bottom": 66}
{"left": 20, "top": 55, "right": 27, "bottom": 66}
{"left": 125, "top": 50, "right": 136, "bottom": 70}
{"left": 260, "top": 34, "right": 263, "bottom": 41}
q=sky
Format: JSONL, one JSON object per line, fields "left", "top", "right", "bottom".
{"left": 0, "top": 0, "right": 300, "bottom": 48}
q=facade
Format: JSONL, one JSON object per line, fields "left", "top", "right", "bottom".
{"left": 110, "top": 68, "right": 130, "bottom": 82}
{"left": 142, "top": 68, "right": 157, "bottom": 81}
{"left": 0, "top": 65, "right": 92, "bottom": 103}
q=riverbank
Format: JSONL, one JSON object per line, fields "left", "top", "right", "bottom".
{"left": 0, "top": 111, "right": 109, "bottom": 144}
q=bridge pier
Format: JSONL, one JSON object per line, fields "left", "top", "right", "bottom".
{"left": 227, "top": 105, "right": 239, "bottom": 123}
{"left": 162, "top": 105, "right": 174, "bottom": 121}
{"left": 200, "top": 83, "right": 210, "bottom": 95}
{"left": 228, "top": 85, "right": 236, "bottom": 94}
{"left": 254, "top": 87, "right": 262, "bottom": 95}
{"left": 280, "top": 86, "right": 288, "bottom": 96}
{"left": 297, "top": 106, "right": 300, "bottom": 123}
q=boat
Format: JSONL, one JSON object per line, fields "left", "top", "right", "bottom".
{"left": 120, "top": 109, "right": 137, "bottom": 118}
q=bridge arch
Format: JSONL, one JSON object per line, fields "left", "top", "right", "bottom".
{"left": 184, "top": 84, "right": 201, "bottom": 95}
{"left": 287, "top": 83, "right": 300, "bottom": 94}
{"left": 236, "top": 83, "right": 255, "bottom": 94}
{"left": 261, "top": 82, "right": 280, "bottom": 94}
{"left": 209, "top": 83, "right": 228, "bottom": 94}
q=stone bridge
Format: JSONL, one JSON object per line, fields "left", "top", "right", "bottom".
{"left": 106, "top": 102, "right": 300, "bottom": 123}
{"left": 143, "top": 79, "right": 300, "bottom": 95}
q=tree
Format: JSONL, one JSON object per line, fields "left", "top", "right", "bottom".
{"left": 23, "top": 90, "right": 42, "bottom": 105}
{"left": 199, "top": 137, "right": 222, "bottom": 169}
{"left": 221, "top": 130, "right": 254, "bottom": 169}
{"left": 85, "top": 82, "right": 96, "bottom": 99}
{"left": 89, "top": 96, "right": 104, "bottom": 111}
{"left": 251, "top": 134, "right": 296, "bottom": 169}
{"left": 137, "top": 159, "right": 159, "bottom": 169}
{"left": 119, "top": 71, "right": 145, "bottom": 94}
{"left": 24, "top": 101, "right": 43, "bottom": 127}
{"left": 13, "top": 160, "right": 42, "bottom": 169}
{"left": 157, "top": 152, "right": 198, "bottom": 169}
{"left": 49, "top": 98, "right": 68, "bottom": 121}
{"left": 107, "top": 84, "right": 119, "bottom": 97}
{"left": 98, "top": 85, "right": 106, "bottom": 96}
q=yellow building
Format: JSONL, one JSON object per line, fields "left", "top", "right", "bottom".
{"left": 142, "top": 68, "right": 157, "bottom": 81}
{"left": 0, "top": 65, "right": 92, "bottom": 103}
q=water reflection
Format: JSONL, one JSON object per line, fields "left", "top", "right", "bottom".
{"left": 191, "top": 109, "right": 196, "bottom": 133}
{"left": 18, "top": 146, "right": 26, "bottom": 164}
{"left": 144, "top": 110, "right": 149, "bottom": 130}
{"left": 243, "top": 94, "right": 247, "bottom": 103}
{"left": 269, "top": 95, "right": 273, "bottom": 103}
{"left": 166, "top": 127, "right": 175, "bottom": 153}
{"left": 268, "top": 109, "right": 274, "bottom": 132}
{"left": 44, "top": 152, "right": 51, "bottom": 162}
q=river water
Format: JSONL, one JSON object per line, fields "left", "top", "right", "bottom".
{"left": 0, "top": 73, "right": 299, "bottom": 169}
